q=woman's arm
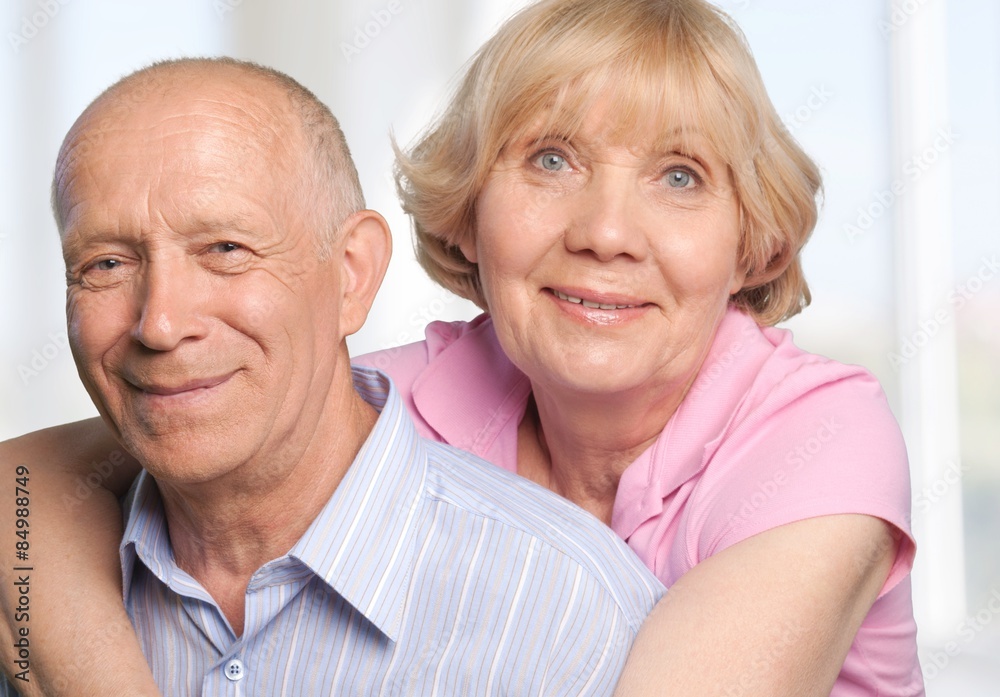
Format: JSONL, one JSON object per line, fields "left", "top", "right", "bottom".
{"left": 614, "top": 514, "right": 898, "bottom": 696}
{"left": 0, "top": 419, "right": 159, "bottom": 696}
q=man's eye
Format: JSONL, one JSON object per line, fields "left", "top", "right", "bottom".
{"left": 78, "top": 257, "right": 131, "bottom": 288}
{"left": 202, "top": 241, "right": 252, "bottom": 273}
{"left": 534, "top": 151, "right": 569, "bottom": 172}
{"left": 85, "top": 258, "right": 125, "bottom": 274}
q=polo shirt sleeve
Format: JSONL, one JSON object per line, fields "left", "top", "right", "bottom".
{"left": 687, "top": 362, "right": 915, "bottom": 598}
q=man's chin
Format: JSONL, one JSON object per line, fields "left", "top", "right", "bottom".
{"left": 121, "top": 431, "right": 250, "bottom": 487}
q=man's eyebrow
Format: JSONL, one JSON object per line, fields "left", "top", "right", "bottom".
{"left": 60, "top": 215, "right": 260, "bottom": 257}
{"left": 60, "top": 227, "right": 135, "bottom": 266}
{"left": 191, "top": 215, "right": 257, "bottom": 234}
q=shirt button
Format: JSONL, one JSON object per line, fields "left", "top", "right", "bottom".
{"left": 224, "top": 658, "right": 245, "bottom": 682}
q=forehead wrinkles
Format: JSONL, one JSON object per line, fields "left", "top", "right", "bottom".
{"left": 56, "top": 88, "right": 308, "bottom": 220}
{"left": 65, "top": 90, "right": 293, "bottom": 170}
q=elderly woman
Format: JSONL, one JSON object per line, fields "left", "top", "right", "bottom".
{"left": 1, "top": 0, "right": 922, "bottom": 695}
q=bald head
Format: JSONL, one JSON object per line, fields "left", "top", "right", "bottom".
{"left": 57, "top": 58, "right": 393, "bottom": 488}
{"left": 53, "top": 58, "right": 364, "bottom": 255}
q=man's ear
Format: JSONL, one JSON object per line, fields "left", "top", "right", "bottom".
{"left": 336, "top": 209, "right": 392, "bottom": 338}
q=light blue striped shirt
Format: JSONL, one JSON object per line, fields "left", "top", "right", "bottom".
{"left": 110, "top": 367, "right": 663, "bottom": 695}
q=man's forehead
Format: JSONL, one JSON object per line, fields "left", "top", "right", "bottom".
{"left": 56, "top": 77, "right": 302, "bottom": 202}
{"left": 72, "top": 109, "right": 276, "bottom": 165}
{"left": 72, "top": 76, "right": 290, "bottom": 154}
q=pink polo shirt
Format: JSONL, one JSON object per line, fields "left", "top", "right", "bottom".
{"left": 355, "top": 307, "right": 924, "bottom": 695}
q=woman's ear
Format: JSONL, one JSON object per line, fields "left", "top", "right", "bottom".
{"left": 458, "top": 234, "right": 478, "bottom": 264}
{"left": 335, "top": 209, "right": 392, "bottom": 337}
{"left": 729, "top": 266, "right": 748, "bottom": 296}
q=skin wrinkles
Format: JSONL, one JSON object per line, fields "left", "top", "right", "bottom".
{"left": 503, "top": 118, "right": 732, "bottom": 191}
{"left": 55, "top": 94, "right": 294, "bottom": 232}
{"left": 467, "top": 96, "right": 745, "bottom": 522}
{"left": 55, "top": 68, "right": 388, "bottom": 611}
{"left": 0, "top": 19, "right": 902, "bottom": 695}
{"left": 47, "top": 65, "right": 398, "bottom": 641}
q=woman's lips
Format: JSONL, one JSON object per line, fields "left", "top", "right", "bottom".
{"left": 545, "top": 287, "right": 653, "bottom": 326}
{"left": 547, "top": 287, "right": 650, "bottom": 310}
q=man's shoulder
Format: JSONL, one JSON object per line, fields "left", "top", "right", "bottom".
{"left": 421, "top": 440, "right": 665, "bottom": 626}
{"left": 420, "top": 439, "right": 613, "bottom": 548}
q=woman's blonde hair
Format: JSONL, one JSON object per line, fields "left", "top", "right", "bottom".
{"left": 396, "top": 0, "right": 822, "bottom": 325}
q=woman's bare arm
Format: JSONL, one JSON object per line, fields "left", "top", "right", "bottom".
{"left": 614, "top": 514, "right": 899, "bottom": 696}
{"left": 0, "top": 419, "right": 158, "bottom": 696}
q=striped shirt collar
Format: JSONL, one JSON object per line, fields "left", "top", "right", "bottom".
{"left": 121, "top": 366, "right": 426, "bottom": 642}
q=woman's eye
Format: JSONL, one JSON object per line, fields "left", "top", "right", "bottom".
{"left": 534, "top": 152, "right": 569, "bottom": 172}
{"left": 665, "top": 169, "right": 695, "bottom": 188}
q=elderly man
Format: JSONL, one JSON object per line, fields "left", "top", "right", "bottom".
{"left": 0, "top": 58, "right": 662, "bottom": 695}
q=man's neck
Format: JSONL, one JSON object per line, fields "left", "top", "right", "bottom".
{"left": 153, "top": 374, "right": 379, "bottom": 636}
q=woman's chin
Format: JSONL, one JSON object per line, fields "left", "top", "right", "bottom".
{"left": 522, "top": 348, "right": 672, "bottom": 399}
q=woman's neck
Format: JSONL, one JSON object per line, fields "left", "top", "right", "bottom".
{"left": 516, "top": 379, "right": 691, "bottom": 525}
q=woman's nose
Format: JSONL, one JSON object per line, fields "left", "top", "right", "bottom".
{"left": 563, "top": 171, "right": 649, "bottom": 262}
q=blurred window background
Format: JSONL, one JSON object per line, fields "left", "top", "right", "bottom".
{"left": 0, "top": 1, "right": 995, "bottom": 692}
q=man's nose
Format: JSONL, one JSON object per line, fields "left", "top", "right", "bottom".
{"left": 563, "top": 172, "right": 649, "bottom": 262}
{"left": 131, "top": 256, "right": 209, "bottom": 351}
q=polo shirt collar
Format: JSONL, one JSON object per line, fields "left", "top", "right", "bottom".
{"left": 405, "top": 309, "right": 776, "bottom": 540}
{"left": 411, "top": 314, "right": 530, "bottom": 459}
{"left": 611, "top": 308, "right": 777, "bottom": 539}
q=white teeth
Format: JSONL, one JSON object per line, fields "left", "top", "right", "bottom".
{"left": 554, "top": 290, "right": 583, "bottom": 304}
{"left": 553, "top": 290, "right": 636, "bottom": 309}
